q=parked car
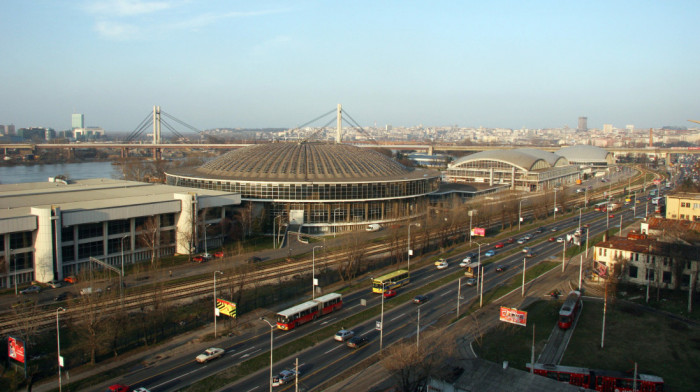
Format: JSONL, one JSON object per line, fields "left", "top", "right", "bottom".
{"left": 213, "top": 251, "right": 224, "bottom": 258}
{"left": 47, "top": 280, "right": 63, "bottom": 289}
{"left": 495, "top": 265, "right": 507, "bottom": 272}
{"left": 366, "top": 223, "right": 381, "bottom": 232}
{"left": 20, "top": 285, "right": 41, "bottom": 294}
{"left": 64, "top": 276, "right": 77, "bottom": 284}
{"left": 494, "top": 242, "right": 504, "bottom": 249}
{"left": 347, "top": 335, "right": 369, "bottom": 348}
{"left": 334, "top": 329, "right": 355, "bottom": 342}
{"left": 196, "top": 347, "right": 224, "bottom": 363}
{"left": 383, "top": 289, "right": 397, "bottom": 298}
{"left": 484, "top": 250, "right": 496, "bottom": 257}
{"left": 272, "top": 369, "right": 299, "bottom": 387}
{"left": 436, "top": 261, "right": 449, "bottom": 270}
{"left": 465, "top": 278, "right": 477, "bottom": 286}
{"left": 413, "top": 295, "right": 428, "bottom": 304}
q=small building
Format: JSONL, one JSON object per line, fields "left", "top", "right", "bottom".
{"left": 664, "top": 192, "right": 700, "bottom": 221}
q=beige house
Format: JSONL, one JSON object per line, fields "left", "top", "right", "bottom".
{"left": 665, "top": 192, "right": 700, "bottom": 221}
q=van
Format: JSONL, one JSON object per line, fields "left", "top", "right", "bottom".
{"left": 80, "top": 287, "right": 103, "bottom": 296}
{"left": 366, "top": 224, "right": 381, "bottom": 232}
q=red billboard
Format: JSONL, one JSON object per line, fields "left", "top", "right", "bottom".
{"left": 471, "top": 227, "right": 486, "bottom": 237}
{"left": 499, "top": 307, "right": 527, "bottom": 327}
{"left": 8, "top": 336, "right": 25, "bottom": 364}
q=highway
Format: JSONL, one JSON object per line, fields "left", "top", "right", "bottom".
{"left": 103, "top": 192, "right": 649, "bottom": 392}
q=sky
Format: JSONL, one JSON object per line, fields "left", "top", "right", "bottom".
{"left": 1, "top": 0, "right": 699, "bottom": 133}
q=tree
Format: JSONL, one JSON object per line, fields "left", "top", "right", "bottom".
{"left": 138, "top": 216, "right": 160, "bottom": 266}
{"left": 337, "top": 233, "right": 366, "bottom": 281}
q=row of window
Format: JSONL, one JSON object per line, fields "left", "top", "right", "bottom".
{"left": 679, "top": 202, "right": 700, "bottom": 209}
{"left": 0, "top": 232, "right": 32, "bottom": 251}
{"left": 61, "top": 229, "right": 176, "bottom": 262}
{"left": 167, "top": 176, "right": 440, "bottom": 200}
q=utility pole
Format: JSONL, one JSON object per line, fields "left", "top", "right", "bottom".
{"left": 521, "top": 258, "right": 526, "bottom": 296}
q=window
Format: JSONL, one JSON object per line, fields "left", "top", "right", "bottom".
{"left": 78, "top": 223, "right": 103, "bottom": 239}
{"left": 629, "top": 265, "right": 638, "bottom": 279}
{"left": 78, "top": 240, "right": 104, "bottom": 259}
{"left": 10, "top": 232, "right": 32, "bottom": 249}
{"left": 663, "top": 271, "right": 672, "bottom": 284}
{"left": 108, "top": 219, "right": 130, "bottom": 235}
{"left": 61, "top": 245, "right": 75, "bottom": 262}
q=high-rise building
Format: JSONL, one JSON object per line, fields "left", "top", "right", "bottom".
{"left": 577, "top": 117, "right": 588, "bottom": 132}
{"left": 72, "top": 113, "right": 84, "bottom": 129}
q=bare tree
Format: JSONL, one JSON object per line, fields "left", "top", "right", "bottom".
{"left": 138, "top": 216, "right": 160, "bottom": 266}
{"left": 338, "top": 233, "right": 367, "bottom": 281}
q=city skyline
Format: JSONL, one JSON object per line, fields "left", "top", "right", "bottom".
{"left": 1, "top": 1, "right": 699, "bottom": 132}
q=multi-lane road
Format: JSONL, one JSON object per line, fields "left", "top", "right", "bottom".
{"left": 102, "top": 192, "right": 650, "bottom": 392}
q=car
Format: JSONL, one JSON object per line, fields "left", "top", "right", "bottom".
{"left": 247, "top": 256, "right": 263, "bottom": 263}
{"left": 523, "top": 234, "right": 533, "bottom": 240}
{"left": 413, "top": 295, "right": 429, "bottom": 304}
{"left": 516, "top": 238, "right": 527, "bottom": 244}
{"left": 495, "top": 265, "right": 507, "bottom": 272}
{"left": 466, "top": 252, "right": 478, "bottom": 259}
{"left": 436, "top": 261, "right": 448, "bottom": 270}
{"left": 20, "top": 285, "right": 41, "bottom": 294}
{"left": 505, "top": 238, "right": 515, "bottom": 244}
{"left": 54, "top": 292, "right": 77, "bottom": 302}
{"left": 334, "top": 329, "right": 355, "bottom": 342}
{"left": 383, "top": 289, "right": 397, "bottom": 298}
{"left": 484, "top": 250, "right": 496, "bottom": 257}
{"left": 347, "top": 335, "right": 369, "bottom": 348}
{"left": 494, "top": 242, "right": 504, "bottom": 249}
{"left": 213, "top": 250, "right": 224, "bottom": 258}
{"left": 64, "top": 276, "right": 77, "bottom": 284}
{"left": 47, "top": 280, "right": 63, "bottom": 289}
{"left": 459, "top": 259, "right": 470, "bottom": 267}
{"left": 272, "top": 369, "right": 299, "bottom": 387}
{"left": 465, "top": 278, "right": 477, "bottom": 286}
{"left": 196, "top": 347, "right": 225, "bottom": 363}
{"left": 526, "top": 251, "right": 536, "bottom": 258}
{"left": 550, "top": 227, "right": 558, "bottom": 232}
{"left": 434, "top": 258, "right": 447, "bottom": 266}
{"left": 80, "top": 287, "right": 103, "bottom": 295}
{"left": 105, "top": 384, "right": 131, "bottom": 392}
{"left": 132, "top": 388, "right": 151, "bottom": 392}
{"left": 583, "top": 223, "right": 590, "bottom": 228}
{"left": 609, "top": 214, "right": 615, "bottom": 218}
{"left": 557, "top": 237, "right": 564, "bottom": 243}
{"left": 202, "top": 253, "right": 213, "bottom": 260}
{"left": 534, "top": 228, "right": 544, "bottom": 234}
{"left": 522, "top": 247, "right": 531, "bottom": 253}
{"left": 548, "top": 237, "right": 556, "bottom": 242}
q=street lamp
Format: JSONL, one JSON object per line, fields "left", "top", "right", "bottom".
{"left": 203, "top": 223, "right": 212, "bottom": 257}
{"left": 11, "top": 249, "right": 17, "bottom": 296}
{"left": 518, "top": 199, "right": 525, "bottom": 231}
{"left": 456, "top": 277, "right": 463, "bottom": 317}
{"left": 312, "top": 246, "right": 323, "bottom": 299}
{"left": 407, "top": 223, "right": 420, "bottom": 272}
{"left": 578, "top": 208, "right": 582, "bottom": 233}
{"left": 553, "top": 188, "right": 558, "bottom": 220}
{"left": 213, "top": 270, "right": 223, "bottom": 338}
{"left": 260, "top": 317, "right": 275, "bottom": 392}
{"left": 56, "top": 307, "right": 66, "bottom": 392}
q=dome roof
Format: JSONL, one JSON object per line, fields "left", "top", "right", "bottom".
{"left": 171, "top": 142, "right": 434, "bottom": 182}
{"left": 557, "top": 145, "right": 612, "bottom": 163}
{"left": 450, "top": 148, "right": 568, "bottom": 171}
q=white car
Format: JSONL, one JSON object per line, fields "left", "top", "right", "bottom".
{"left": 195, "top": 347, "right": 224, "bottom": 363}
{"left": 272, "top": 369, "right": 299, "bottom": 387}
{"left": 334, "top": 329, "right": 355, "bottom": 342}
{"left": 557, "top": 237, "right": 564, "bottom": 243}
{"left": 522, "top": 247, "right": 531, "bottom": 253}
{"left": 459, "top": 259, "right": 470, "bottom": 268}
{"left": 436, "top": 261, "right": 448, "bottom": 270}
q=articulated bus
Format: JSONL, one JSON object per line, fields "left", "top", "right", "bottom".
{"left": 372, "top": 269, "right": 410, "bottom": 293}
{"left": 276, "top": 293, "right": 343, "bottom": 331}
{"left": 526, "top": 363, "right": 664, "bottom": 392}
{"left": 594, "top": 202, "right": 608, "bottom": 212}
{"left": 558, "top": 290, "right": 582, "bottom": 329}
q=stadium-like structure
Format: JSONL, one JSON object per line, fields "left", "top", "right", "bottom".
{"left": 166, "top": 142, "right": 441, "bottom": 235}
{"left": 443, "top": 148, "right": 580, "bottom": 191}
{"left": 556, "top": 145, "right": 615, "bottom": 169}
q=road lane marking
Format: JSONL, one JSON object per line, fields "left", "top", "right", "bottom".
{"left": 324, "top": 344, "right": 344, "bottom": 354}
{"left": 151, "top": 367, "right": 203, "bottom": 390}
{"left": 240, "top": 348, "right": 261, "bottom": 359}
{"left": 245, "top": 386, "right": 260, "bottom": 392}
{"left": 390, "top": 312, "right": 406, "bottom": 322}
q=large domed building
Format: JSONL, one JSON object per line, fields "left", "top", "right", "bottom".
{"left": 166, "top": 142, "right": 441, "bottom": 235}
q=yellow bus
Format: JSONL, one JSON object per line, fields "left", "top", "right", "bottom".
{"left": 372, "top": 269, "right": 410, "bottom": 293}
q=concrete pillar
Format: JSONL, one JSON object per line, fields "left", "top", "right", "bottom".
{"left": 31, "top": 206, "right": 55, "bottom": 283}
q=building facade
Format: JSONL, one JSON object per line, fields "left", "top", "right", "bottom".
{"left": 0, "top": 179, "right": 240, "bottom": 287}
{"left": 665, "top": 192, "right": 700, "bottom": 221}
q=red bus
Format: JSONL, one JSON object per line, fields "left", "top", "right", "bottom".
{"left": 558, "top": 290, "right": 582, "bottom": 329}
{"left": 527, "top": 363, "right": 664, "bottom": 392}
{"left": 594, "top": 202, "right": 607, "bottom": 212}
{"left": 276, "top": 293, "right": 343, "bottom": 331}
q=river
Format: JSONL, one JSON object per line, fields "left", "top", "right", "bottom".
{"left": 0, "top": 161, "right": 122, "bottom": 184}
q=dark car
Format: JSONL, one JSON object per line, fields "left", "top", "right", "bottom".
{"left": 20, "top": 285, "right": 41, "bottom": 294}
{"left": 54, "top": 292, "right": 77, "bottom": 302}
{"left": 495, "top": 265, "right": 507, "bottom": 272}
{"left": 466, "top": 252, "right": 478, "bottom": 259}
{"left": 534, "top": 228, "right": 544, "bottom": 234}
{"left": 505, "top": 238, "right": 515, "bottom": 244}
{"left": 347, "top": 335, "right": 369, "bottom": 348}
{"left": 247, "top": 256, "right": 263, "bottom": 263}
{"left": 413, "top": 295, "right": 428, "bottom": 304}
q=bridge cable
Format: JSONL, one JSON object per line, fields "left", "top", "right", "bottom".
{"left": 125, "top": 118, "right": 153, "bottom": 143}
{"left": 161, "top": 111, "right": 201, "bottom": 134}
{"left": 302, "top": 117, "right": 337, "bottom": 142}
{"left": 125, "top": 112, "right": 153, "bottom": 142}
{"left": 287, "top": 108, "right": 336, "bottom": 134}
{"left": 342, "top": 110, "right": 378, "bottom": 145}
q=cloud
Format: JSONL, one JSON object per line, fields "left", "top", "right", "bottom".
{"left": 94, "top": 21, "right": 139, "bottom": 40}
{"left": 85, "top": 0, "right": 174, "bottom": 16}
{"left": 169, "top": 9, "right": 287, "bottom": 30}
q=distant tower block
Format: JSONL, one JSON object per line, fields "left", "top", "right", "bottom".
{"left": 577, "top": 117, "right": 588, "bottom": 132}
{"left": 72, "top": 113, "right": 84, "bottom": 129}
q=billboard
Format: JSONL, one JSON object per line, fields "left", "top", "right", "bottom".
{"left": 471, "top": 227, "right": 486, "bottom": 237}
{"left": 499, "top": 307, "right": 527, "bottom": 327}
{"left": 216, "top": 298, "right": 237, "bottom": 318}
{"left": 8, "top": 336, "right": 25, "bottom": 364}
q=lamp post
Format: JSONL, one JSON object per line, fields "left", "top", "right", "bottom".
{"left": 606, "top": 200, "right": 610, "bottom": 229}
{"left": 407, "top": 223, "right": 420, "bottom": 273}
{"left": 521, "top": 258, "right": 526, "bottom": 297}
{"left": 260, "top": 317, "right": 275, "bottom": 392}
{"left": 203, "top": 223, "right": 212, "bottom": 257}
{"left": 562, "top": 238, "right": 567, "bottom": 272}
{"left": 456, "top": 277, "right": 463, "bottom": 317}
{"left": 578, "top": 208, "right": 582, "bottom": 233}
{"left": 11, "top": 249, "right": 17, "bottom": 296}
{"left": 518, "top": 199, "right": 525, "bottom": 231}
{"left": 312, "top": 246, "right": 323, "bottom": 299}
{"left": 584, "top": 187, "right": 588, "bottom": 207}
{"left": 56, "top": 307, "right": 66, "bottom": 392}
{"left": 213, "top": 270, "right": 223, "bottom": 338}
{"left": 553, "top": 188, "right": 558, "bottom": 220}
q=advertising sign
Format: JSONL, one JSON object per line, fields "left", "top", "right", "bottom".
{"left": 653, "top": 179, "right": 661, "bottom": 185}
{"left": 8, "top": 336, "right": 25, "bottom": 364}
{"left": 471, "top": 227, "right": 486, "bottom": 237}
{"left": 595, "top": 260, "right": 608, "bottom": 277}
{"left": 499, "top": 307, "right": 527, "bottom": 327}
{"left": 216, "top": 298, "right": 237, "bottom": 318}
